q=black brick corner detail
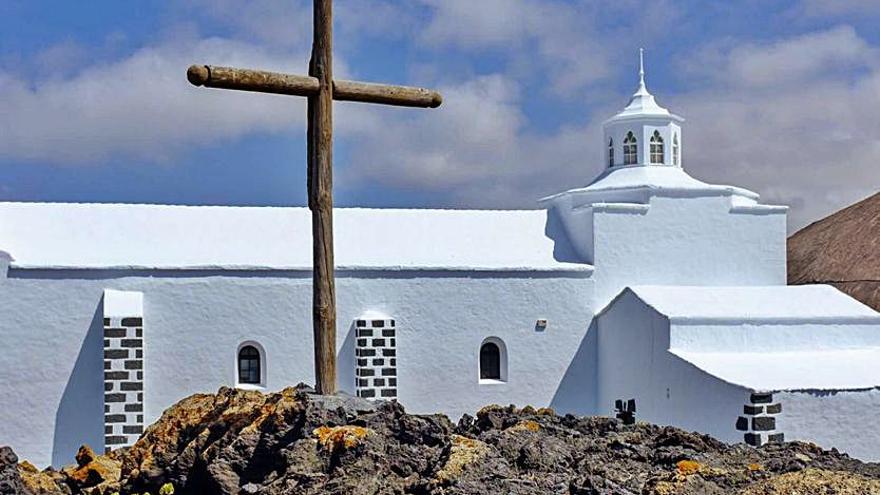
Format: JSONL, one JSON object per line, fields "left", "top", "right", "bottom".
{"left": 735, "top": 417, "right": 748, "bottom": 431}
{"left": 768, "top": 433, "right": 785, "bottom": 443}
{"left": 103, "top": 313, "right": 144, "bottom": 452}
{"left": 354, "top": 316, "right": 397, "bottom": 402}
{"left": 752, "top": 416, "right": 776, "bottom": 431}
{"left": 765, "top": 403, "right": 782, "bottom": 414}
{"left": 744, "top": 433, "right": 762, "bottom": 447}
{"left": 750, "top": 393, "right": 773, "bottom": 404}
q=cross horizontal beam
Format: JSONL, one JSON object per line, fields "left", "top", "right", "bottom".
{"left": 187, "top": 65, "right": 442, "bottom": 108}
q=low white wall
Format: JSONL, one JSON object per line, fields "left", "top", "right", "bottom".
{"left": 598, "top": 291, "right": 750, "bottom": 444}
{"left": 0, "top": 268, "right": 595, "bottom": 467}
{"left": 777, "top": 388, "right": 880, "bottom": 461}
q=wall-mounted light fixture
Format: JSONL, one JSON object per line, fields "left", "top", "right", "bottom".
{"left": 535, "top": 319, "right": 548, "bottom": 331}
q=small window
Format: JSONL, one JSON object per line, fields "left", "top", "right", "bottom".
{"left": 607, "top": 138, "right": 614, "bottom": 166}
{"left": 623, "top": 131, "right": 637, "bottom": 165}
{"left": 479, "top": 337, "right": 507, "bottom": 383}
{"left": 650, "top": 130, "right": 664, "bottom": 164}
{"left": 672, "top": 133, "right": 679, "bottom": 166}
{"left": 238, "top": 345, "right": 261, "bottom": 385}
{"left": 480, "top": 343, "right": 500, "bottom": 379}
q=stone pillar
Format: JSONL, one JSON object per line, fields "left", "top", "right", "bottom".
{"left": 354, "top": 315, "right": 397, "bottom": 400}
{"left": 102, "top": 290, "right": 144, "bottom": 452}
{"left": 736, "top": 392, "right": 783, "bottom": 447}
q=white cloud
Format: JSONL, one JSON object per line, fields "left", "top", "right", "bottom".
{"left": 0, "top": 37, "right": 311, "bottom": 163}
{"left": 670, "top": 27, "right": 880, "bottom": 231}
{"left": 690, "top": 26, "right": 876, "bottom": 88}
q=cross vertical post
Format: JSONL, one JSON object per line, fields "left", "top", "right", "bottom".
{"left": 308, "top": 0, "right": 336, "bottom": 395}
{"left": 186, "top": 0, "right": 442, "bottom": 396}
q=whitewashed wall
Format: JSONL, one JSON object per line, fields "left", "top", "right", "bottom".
{"left": 777, "top": 389, "right": 880, "bottom": 461}
{"left": 591, "top": 195, "right": 786, "bottom": 306}
{"left": 0, "top": 268, "right": 595, "bottom": 467}
{"left": 598, "top": 291, "right": 750, "bottom": 444}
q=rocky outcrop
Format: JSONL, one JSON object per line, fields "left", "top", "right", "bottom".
{"left": 1, "top": 446, "right": 30, "bottom": 495}
{"left": 10, "top": 385, "right": 880, "bottom": 494}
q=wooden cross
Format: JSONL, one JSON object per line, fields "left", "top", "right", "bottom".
{"left": 186, "top": 0, "right": 442, "bottom": 395}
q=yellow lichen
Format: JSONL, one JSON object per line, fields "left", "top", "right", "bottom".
{"left": 748, "top": 463, "right": 763, "bottom": 472}
{"left": 676, "top": 459, "right": 702, "bottom": 476}
{"left": 435, "top": 435, "right": 490, "bottom": 483}
{"left": 509, "top": 420, "right": 541, "bottom": 432}
{"left": 536, "top": 407, "right": 555, "bottom": 416}
{"left": 313, "top": 425, "right": 373, "bottom": 452}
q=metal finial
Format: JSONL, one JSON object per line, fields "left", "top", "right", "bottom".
{"left": 639, "top": 48, "right": 645, "bottom": 88}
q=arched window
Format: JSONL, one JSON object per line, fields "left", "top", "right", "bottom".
{"left": 650, "top": 130, "right": 664, "bottom": 164}
{"left": 479, "top": 337, "right": 507, "bottom": 382}
{"left": 672, "top": 133, "right": 679, "bottom": 166}
{"left": 238, "top": 344, "right": 262, "bottom": 385}
{"left": 623, "top": 131, "right": 637, "bottom": 165}
{"left": 607, "top": 138, "right": 614, "bottom": 166}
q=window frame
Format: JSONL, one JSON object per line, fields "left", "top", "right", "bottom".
{"left": 236, "top": 341, "right": 266, "bottom": 389}
{"left": 623, "top": 131, "right": 638, "bottom": 165}
{"left": 608, "top": 137, "right": 614, "bottom": 166}
{"left": 478, "top": 337, "right": 508, "bottom": 384}
{"left": 672, "top": 133, "right": 679, "bottom": 166}
{"left": 650, "top": 130, "right": 664, "bottom": 164}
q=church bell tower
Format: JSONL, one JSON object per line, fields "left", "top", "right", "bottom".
{"left": 603, "top": 49, "right": 684, "bottom": 169}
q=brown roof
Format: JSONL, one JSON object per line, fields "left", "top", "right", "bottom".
{"left": 788, "top": 192, "right": 880, "bottom": 310}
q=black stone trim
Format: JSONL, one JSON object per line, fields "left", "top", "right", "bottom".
{"left": 124, "top": 404, "right": 143, "bottom": 412}
{"left": 744, "top": 433, "right": 762, "bottom": 447}
{"left": 768, "top": 433, "right": 785, "bottom": 443}
{"left": 121, "top": 382, "right": 143, "bottom": 391}
{"left": 105, "top": 393, "right": 126, "bottom": 402}
{"left": 359, "top": 389, "right": 375, "bottom": 398}
{"left": 752, "top": 416, "right": 776, "bottom": 431}
{"left": 371, "top": 320, "right": 384, "bottom": 327}
{"left": 743, "top": 404, "right": 763, "bottom": 415}
{"left": 750, "top": 393, "right": 773, "bottom": 404}
{"left": 382, "top": 329, "right": 395, "bottom": 337}
{"left": 766, "top": 403, "right": 782, "bottom": 414}
{"left": 105, "top": 436, "right": 128, "bottom": 445}
{"left": 105, "top": 371, "right": 129, "bottom": 380}
{"left": 104, "top": 349, "right": 128, "bottom": 359}
{"left": 120, "top": 339, "right": 142, "bottom": 348}
{"left": 105, "top": 328, "right": 126, "bottom": 338}
{"left": 123, "top": 425, "right": 144, "bottom": 435}
{"left": 105, "top": 414, "right": 126, "bottom": 423}
{"left": 372, "top": 338, "right": 386, "bottom": 347}
{"left": 383, "top": 349, "right": 396, "bottom": 356}
{"left": 736, "top": 417, "right": 748, "bottom": 431}
{"left": 356, "top": 320, "right": 366, "bottom": 327}
{"left": 380, "top": 389, "right": 397, "bottom": 397}
{"left": 358, "top": 329, "right": 373, "bottom": 337}
{"left": 121, "top": 317, "right": 142, "bottom": 327}
{"left": 103, "top": 318, "right": 111, "bottom": 326}
{"left": 381, "top": 368, "right": 396, "bottom": 376}
{"left": 124, "top": 360, "right": 143, "bottom": 370}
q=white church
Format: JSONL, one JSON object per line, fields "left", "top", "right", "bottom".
{"left": 3, "top": 58, "right": 880, "bottom": 468}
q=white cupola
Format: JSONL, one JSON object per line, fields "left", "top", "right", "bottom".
{"left": 604, "top": 49, "right": 684, "bottom": 169}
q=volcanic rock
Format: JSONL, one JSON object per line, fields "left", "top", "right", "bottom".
{"left": 10, "top": 385, "right": 880, "bottom": 494}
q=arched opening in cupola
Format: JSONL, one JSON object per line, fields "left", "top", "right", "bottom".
{"left": 650, "top": 130, "right": 664, "bottom": 164}
{"left": 623, "top": 131, "right": 638, "bottom": 165}
{"left": 608, "top": 137, "right": 614, "bottom": 166}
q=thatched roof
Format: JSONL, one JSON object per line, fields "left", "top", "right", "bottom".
{"left": 788, "top": 192, "right": 880, "bottom": 310}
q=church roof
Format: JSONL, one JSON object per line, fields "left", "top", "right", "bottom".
{"left": 788, "top": 191, "right": 880, "bottom": 311}
{"left": 0, "top": 202, "right": 590, "bottom": 272}
{"left": 671, "top": 348, "right": 880, "bottom": 391}
{"left": 623, "top": 284, "right": 879, "bottom": 322}
{"left": 542, "top": 166, "right": 761, "bottom": 203}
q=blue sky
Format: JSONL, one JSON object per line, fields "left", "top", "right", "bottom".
{"left": 1, "top": 0, "right": 879, "bottom": 231}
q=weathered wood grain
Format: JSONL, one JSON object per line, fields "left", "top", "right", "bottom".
{"left": 188, "top": 65, "right": 442, "bottom": 108}
{"left": 309, "top": 0, "right": 337, "bottom": 395}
